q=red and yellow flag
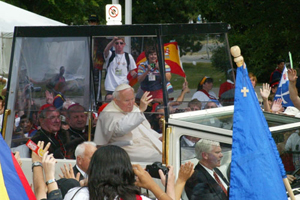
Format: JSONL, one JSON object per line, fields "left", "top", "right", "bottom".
{"left": 164, "top": 42, "right": 185, "bottom": 77}
{"left": 128, "top": 42, "right": 185, "bottom": 86}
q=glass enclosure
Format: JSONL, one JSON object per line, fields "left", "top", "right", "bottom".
{"left": 6, "top": 24, "right": 231, "bottom": 162}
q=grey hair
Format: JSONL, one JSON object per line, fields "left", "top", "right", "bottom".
{"left": 112, "top": 84, "right": 134, "bottom": 100}
{"left": 39, "top": 105, "right": 57, "bottom": 119}
{"left": 75, "top": 141, "right": 97, "bottom": 158}
{"left": 204, "top": 101, "right": 217, "bottom": 109}
{"left": 195, "top": 139, "right": 220, "bottom": 160}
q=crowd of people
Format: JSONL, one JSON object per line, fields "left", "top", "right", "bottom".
{"left": 21, "top": 140, "right": 195, "bottom": 200}
{"left": 4, "top": 29, "right": 300, "bottom": 200}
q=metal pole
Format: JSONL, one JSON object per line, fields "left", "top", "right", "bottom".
{"left": 125, "top": 0, "right": 132, "bottom": 53}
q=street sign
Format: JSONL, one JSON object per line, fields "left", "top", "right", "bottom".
{"left": 106, "top": 4, "right": 122, "bottom": 25}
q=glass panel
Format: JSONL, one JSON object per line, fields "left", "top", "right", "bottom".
{"left": 161, "top": 32, "right": 233, "bottom": 111}
{"left": 180, "top": 137, "right": 232, "bottom": 198}
{"left": 275, "top": 129, "right": 300, "bottom": 175}
{"left": 11, "top": 37, "right": 91, "bottom": 149}
{"left": 172, "top": 109, "right": 300, "bottom": 130}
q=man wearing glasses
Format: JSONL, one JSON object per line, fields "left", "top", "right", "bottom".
{"left": 103, "top": 37, "right": 137, "bottom": 95}
{"left": 31, "top": 104, "right": 68, "bottom": 159}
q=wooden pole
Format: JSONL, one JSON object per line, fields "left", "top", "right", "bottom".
{"left": 283, "top": 178, "right": 295, "bottom": 200}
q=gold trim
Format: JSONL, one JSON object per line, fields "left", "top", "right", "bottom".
{"left": 2, "top": 109, "right": 11, "bottom": 139}
{"left": 88, "top": 112, "right": 92, "bottom": 141}
{"left": 165, "top": 127, "right": 171, "bottom": 166}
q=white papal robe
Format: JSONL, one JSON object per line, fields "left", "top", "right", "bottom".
{"left": 94, "top": 101, "right": 162, "bottom": 162}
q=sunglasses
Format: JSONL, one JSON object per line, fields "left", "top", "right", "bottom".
{"left": 115, "top": 42, "right": 124, "bottom": 45}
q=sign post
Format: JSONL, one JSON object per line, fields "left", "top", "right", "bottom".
{"left": 106, "top": 4, "right": 122, "bottom": 25}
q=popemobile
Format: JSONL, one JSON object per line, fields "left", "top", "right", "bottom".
{"left": 2, "top": 23, "right": 300, "bottom": 199}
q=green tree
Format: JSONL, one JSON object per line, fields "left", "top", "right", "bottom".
{"left": 197, "top": 0, "right": 300, "bottom": 82}
{"left": 3, "top": 0, "right": 106, "bottom": 25}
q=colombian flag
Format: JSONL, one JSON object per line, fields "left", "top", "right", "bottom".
{"left": 0, "top": 135, "right": 36, "bottom": 200}
{"left": 128, "top": 42, "right": 185, "bottom": 86}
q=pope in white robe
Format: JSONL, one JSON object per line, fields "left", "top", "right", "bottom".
{"left": 94, "top": 84, "right": 162, "bottom": 162}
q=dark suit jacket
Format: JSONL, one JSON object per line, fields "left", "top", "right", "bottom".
{"left": 73, "top": 165, "right": 85, "bottom": 181}
{"left": 185, "top": 163, "right": 229, "bottom": 200}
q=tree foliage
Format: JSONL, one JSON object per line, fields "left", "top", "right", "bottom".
{"left": 2, "top": 0, "right": 107, "bottom": 25}
{"left": 4, "top": 0, "right": 300, "bottom": 82}
{"left": 196, "top": 0, "right": 300, "bottom": 82}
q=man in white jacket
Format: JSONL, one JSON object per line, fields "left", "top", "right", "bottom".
{"left": 94, "top": 84, "right": 162, "bottom": 162}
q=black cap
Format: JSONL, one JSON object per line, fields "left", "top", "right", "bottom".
{"left": 88, "top": 14, "right": 99, "bottom": 22}
{"left": 277, "top": 59, "right": 285, "bottom": 65}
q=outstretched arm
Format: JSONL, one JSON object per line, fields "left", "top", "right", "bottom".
{"left": 159, "top": 166, "right": 175, "bottom": 200}
{"left": 288, "top": 69, "right": 300, "bottom": 109}
{"left": 104, "top": 37, "right": 118, "bottom": 58}
{"left": 175, "top": 161, "right": 194, "bottom": 200}
{"left": 32, "top": 141, "right": 51, "bottom": 199}
{"left": 176, "top": 80, "right": 190, "bottom": 102}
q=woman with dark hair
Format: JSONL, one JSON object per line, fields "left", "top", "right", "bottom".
{"left": 191, "top": 76, "right": 220, "bottom": 109}
{"left": 137, "top": 46, "right": 172, "bottom": 103}
{"left": 64, "top": 145, "right": 172, "bottom": 200}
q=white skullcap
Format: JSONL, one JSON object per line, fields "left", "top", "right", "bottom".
{"left": 115, "top": 83, "right": 132, "bottom": 92}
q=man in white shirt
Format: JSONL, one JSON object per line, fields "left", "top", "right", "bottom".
{"left": 94, "top": 84, "right": 162, "bottom": 162}
{"left": 185, "top": 139, "right": 229, "bottom": 200}
{"left": 73, "top": 142, "right": 97, "bottom": 181}
{"left": 103, "top": 37, "right": 137, "bottom": 94}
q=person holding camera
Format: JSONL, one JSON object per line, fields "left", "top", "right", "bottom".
{"left": 64, "top": 145, "right": 173, "bottom": 200}
{"left": 185, "top": 139, "right": 229, "bottom": 200}
{"left": 137, "top": 46, "right": 172, "bottom": 103}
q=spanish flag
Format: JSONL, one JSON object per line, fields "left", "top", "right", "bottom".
{"left": 0, "top": 135, "right": 36, "bottom": 200}
{"left": 164, "top": 42, "right": 185, "bottom": 77}
{"left": 128, "top": 42, "right": 185, "bottom": 86}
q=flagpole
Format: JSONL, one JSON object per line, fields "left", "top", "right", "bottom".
{"left": 284, "top": 178, "right": 296, "bottom": 200}
{"left": 289, "top": 51, "right": 293, "bottom": 69}
{"left": 230, "top": 45, "right": 295, "bottom": 200}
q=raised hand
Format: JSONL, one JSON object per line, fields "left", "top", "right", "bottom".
{"left": 288, "top": 69, "right": 298, "bottom": 82}
{"left": 32, "top": 141, "right": 51, "bottom": 163}
{"left": 260, "top": 83, "right": 271, "bottom": 100}
{"left": 139, "top": 91, "right": 153, "bottom": 112}
{"left": 42, "top": 152, "right": 56, "bottom": 180}
{"left": 177, "top": 161, "right": 194, "bottom": 182}
{"left": 132, "top": 164, "right": 156, "bottom": 190}
{"left": 45, "top": 90, "right": 54, "bottom": 104}
{"left": 182, "top": 81, "right": 190, "bottom": 93}
{"left": 59, "top": 163, "right": 80, "bottom": 181}
{"left": 272, "top": 98, "right": 283, "bottom": 113}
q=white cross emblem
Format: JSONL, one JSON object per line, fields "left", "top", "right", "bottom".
{"left": 241, "top": 87, "right": 249, "bottom": 97}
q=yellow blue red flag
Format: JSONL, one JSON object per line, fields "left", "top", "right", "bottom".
{"left": 0, "top": 135, "right": 36, "bottom": 200}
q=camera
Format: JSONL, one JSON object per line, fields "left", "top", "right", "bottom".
{"left": 174, "top": 108, "right": 186, "bottom": 113}
{"left": 28, "top": 83, "right": 42, "bottom": 92}
{"left": 146, "top": 162, "right": 169, "bottom": 179}
{"left": 150, "top": 63, "right": 156, "bottom": 68}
